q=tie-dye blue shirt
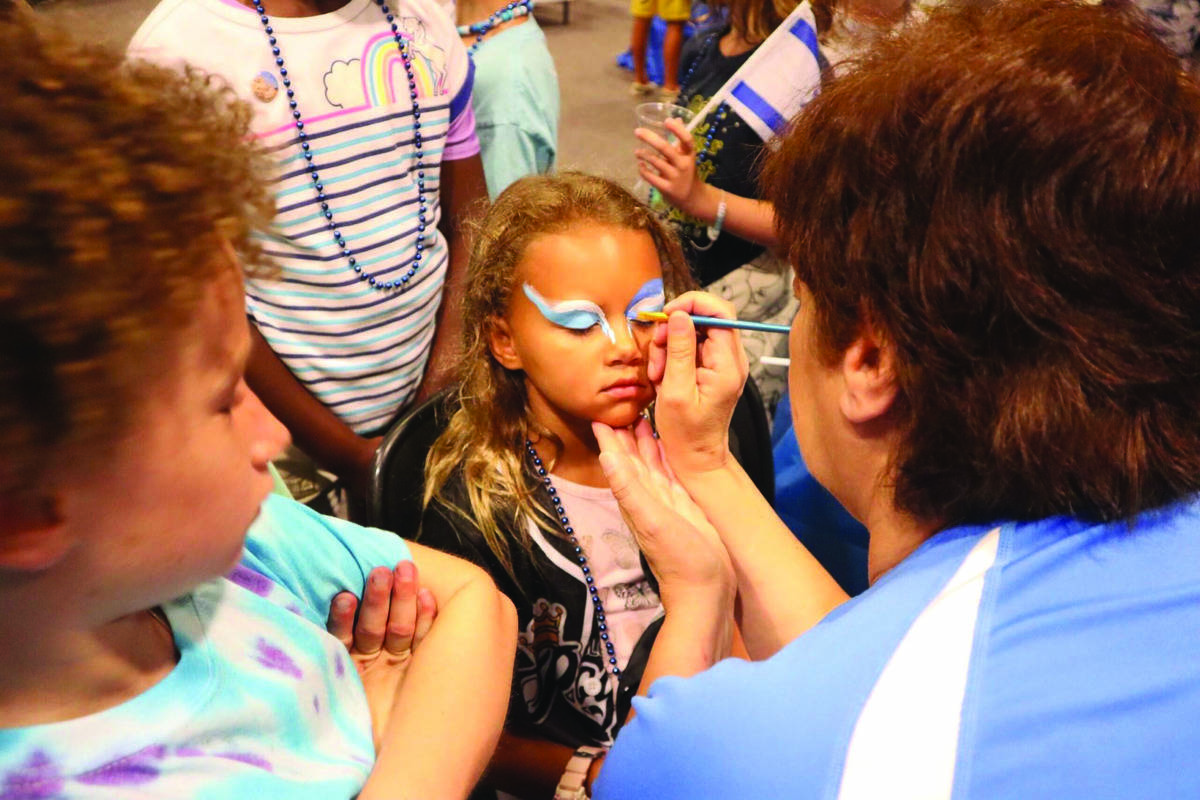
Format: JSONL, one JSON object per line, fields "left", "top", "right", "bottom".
{"left": 0, "top": 494, "right": 410, "bottom": 799}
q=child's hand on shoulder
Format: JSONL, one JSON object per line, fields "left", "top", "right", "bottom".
{"left": 327, "top": 561, "right": 437, "bottom": 751}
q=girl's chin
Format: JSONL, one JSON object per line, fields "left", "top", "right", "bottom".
{"left": 593, "top": 403, "right": 652, "bottom": 430}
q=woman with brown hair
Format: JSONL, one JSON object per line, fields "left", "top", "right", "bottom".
{"left": 594, "top": 0, "right": 1200, "bottom": 796}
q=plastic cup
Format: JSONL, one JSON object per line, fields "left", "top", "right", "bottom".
{"left": 634, "top": 102, "right": 696, "bottom": 144}
{"left": 634, "top": 103, "right": 696, "bottom": 202}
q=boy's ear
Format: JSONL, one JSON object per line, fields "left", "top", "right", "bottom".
{"left": 487, "top": 316, "right": 523, "bottom": 370}
{"left": 0, "top": 492, "right": 73, "bottom": 571}
{"left": 839, "top": 324, "right": 899, "bottom": 425}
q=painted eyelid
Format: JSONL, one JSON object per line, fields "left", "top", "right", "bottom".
{"left": 523, "top": 283, "right": 616, "bottom": 341}
{"left": 626, "top": 293, "right": 666, "bottom": 319}
{"left": 624, "top": 278, "right": 666, "bottom": 319}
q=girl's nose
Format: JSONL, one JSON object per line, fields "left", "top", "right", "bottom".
{"left": 607, "top": 319, "right": 645, "bottom": 364}
{"left": 245, "top": 385, "right": 291, "bottom": 467}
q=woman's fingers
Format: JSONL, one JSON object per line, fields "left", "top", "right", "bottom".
{"left": 663, "top": 290, "right": 738, "bottom": 319}
{"left": 634, "top": 417, "right": 673, "bottom": 497}
{"left": 383, "top": 561, "right": 419, "bottom": 656}
{"left": 593, "top": 420, "right": 620, "bottom": 454}
{"left": 598, "top": 420, "right": 659, "bottom": 499}
{"left": 327, "top": 592, "right": 359, "bottom": 651}
{"left": 658, "top": 310, "right": 700, "bottom": 403}
{"left": 661, "top": 292, "right": 746, "bottom": 387}
{"left": 598, "top": 445, "right": 671, "bottom": 548}
{"left": 613, "top": 423, "right": 652, "bottom": 487}
{"left": 353, "top": 566, "right": 393, "bottom": 654}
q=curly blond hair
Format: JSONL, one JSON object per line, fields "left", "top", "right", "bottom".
{"left": 423, "top": 172, "right": 692, "bottom": 581}
{"left": 0, "top": 9, "right": 274, "bottom": 493}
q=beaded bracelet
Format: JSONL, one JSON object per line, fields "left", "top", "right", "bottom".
{"left": 704, "top": 190, "right": 727, "bottom": 246}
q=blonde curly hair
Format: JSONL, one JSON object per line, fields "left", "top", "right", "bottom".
{"left": 0, "top": 9, "right": 274, "bottom": 493}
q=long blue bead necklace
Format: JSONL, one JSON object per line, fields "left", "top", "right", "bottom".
{"left": 525, "top": 439, "right": 621, "bottom": 679}
{"left": 678, "top": 31, "right": 729, "bottom": 171}
{"left": 456, "top": 0, "right": 535, "bottom": 58}
{"left": 251, "top": 0, "right": 428, "bottom": 293}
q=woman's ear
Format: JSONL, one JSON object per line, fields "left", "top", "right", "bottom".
{"left": 839, "top": 325, "right": 898, "bottom": 425}
{"left": 487, "top": 316, "right": 523, "bottom": 370}
{"left": 0, "top": 492, "right": 73, "bottom": 572}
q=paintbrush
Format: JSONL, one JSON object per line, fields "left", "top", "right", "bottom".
{"left": 635, "top": 310, "right": 791, "bottom": 334}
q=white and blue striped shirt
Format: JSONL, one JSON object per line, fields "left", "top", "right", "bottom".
{"left": 130, "top": 0, "right": 479, "bottom": 433}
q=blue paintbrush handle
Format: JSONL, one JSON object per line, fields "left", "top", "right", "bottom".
{"left": 689, "top": 314, "right": 791, "bottom": 334}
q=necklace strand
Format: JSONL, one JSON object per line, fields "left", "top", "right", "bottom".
{"left": 252, "top": 0, "right": 429, "bottom": 293}
{"left": 679, "top": 32, "right": 729, "bottom": 171}
{"left": 457, "top": 0, "right": 535, "bottom": 58}
{"left": 525, "top": 440, "right": 621, "bottom": 679}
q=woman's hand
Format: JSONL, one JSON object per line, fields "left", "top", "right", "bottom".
{"left": 648, "top": 291, "right": 749, "bottom": 478}
{"left": 327, "top": 562, "right": 437, "bottom": 752}
{"left": 594, "top": 418, "right": 734, "bottom": 608}
{"left": 635, "top": 117, "right": 719, "bottom": 221}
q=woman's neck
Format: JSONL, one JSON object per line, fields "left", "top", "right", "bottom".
{"left": 864, "top": 505, "right": 939, "bottom": 584}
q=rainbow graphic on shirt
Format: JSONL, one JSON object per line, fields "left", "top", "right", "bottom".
{"left": 360, "top": 30, "right": 446, "bottom": 106}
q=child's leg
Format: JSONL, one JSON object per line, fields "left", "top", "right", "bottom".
{"left": 630, "top": 10, "right": 654, "bottom": 87}
{"left": 661, "top": 20, "right": 686, "bottom": 92}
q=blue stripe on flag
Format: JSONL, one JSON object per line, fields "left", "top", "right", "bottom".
{"left": 789, "top": 16, "right": 820, "bottom": 59}
{"left": 730, "top": 82, "right": 787, "bottom": 135}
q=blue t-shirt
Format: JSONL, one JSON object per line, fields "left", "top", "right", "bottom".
{"left": 471, "top": 20, "right": 560, "bottom": 199}
{"left": 595, "top": 496, "right": 1200, "bottom": 799}
{"left": 0, "top": 495, "right": 410, "bottom": 798}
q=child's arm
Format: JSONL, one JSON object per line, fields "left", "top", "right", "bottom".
{"left": 327, "top": 562, "right": 438, "bottom": 752}
{"left": 244, "top": 324, "right": 380, "bottom": 499}
{"left": 358, "top": 541, "right": 517, "bottom": 800}
{"left": 414, "top": 152, "right": 487, "bottom": 403}
{"left": 634, "top": 117, "right": 779, "bottom": 248}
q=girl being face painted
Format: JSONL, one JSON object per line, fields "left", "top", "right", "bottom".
{"left": 488, "top": 224, "right": 666, "bottom": 434}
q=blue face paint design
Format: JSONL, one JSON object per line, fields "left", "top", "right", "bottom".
{"left": 624, "top": 278, "right": 665, "bottom": 321}
{"left": 523, "top": 283, "right": 616, "bottom": 343}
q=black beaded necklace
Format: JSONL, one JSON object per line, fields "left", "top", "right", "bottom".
{"left": 679, "top": 31, "right": 729, "bottom": 173}
{"left": 524, "top": 439, "right": 622, "bottom": 679}
{"left": 252, "top": 0, "right": 429, "bottom": 293}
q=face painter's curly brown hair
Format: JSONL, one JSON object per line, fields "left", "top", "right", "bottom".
{"left": 0, "top": 8, "right": 274, "bottom": 493}
{"left": 763, "top": 0, "right": 1200, "bottom": 527}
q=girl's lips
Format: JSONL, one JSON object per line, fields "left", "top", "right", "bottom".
{"left": 603, "top": 383, "right": 648, "bottom": 399}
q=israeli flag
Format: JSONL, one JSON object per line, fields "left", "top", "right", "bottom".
{"left": 688, "top": 2, "right": 822, "bottom": 142}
